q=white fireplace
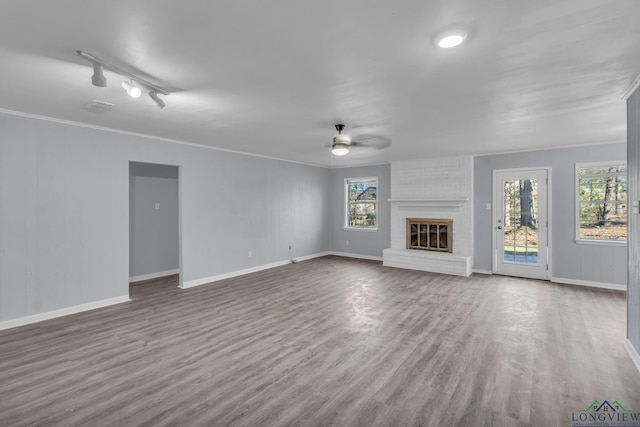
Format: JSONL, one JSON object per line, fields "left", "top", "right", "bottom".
{"left": 382, "top": 156, "right": 473, "bottom": 276}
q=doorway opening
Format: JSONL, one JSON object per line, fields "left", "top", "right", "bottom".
{"left": 129, "top": 162, "right": 182, "bottom": 289}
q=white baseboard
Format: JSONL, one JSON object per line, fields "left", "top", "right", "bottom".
{"left": 550, "top": 277, "right": 626, "bottom": 291}
{"left": 472, "top": 269, "right": 493, "bottom": 275}
{"left": 0, "top": 295, "right": 131, "bottom": 331}
{"left": 181, "top": 251, "right": 331, "bottom": 289}
{"left": 295, "top": 251, "right": 332, "bottom": 262}
{"left": 624, "top": 339, "right": 640, "bottom": 375}
{"left": 329, "top": 252, "right": 383, "bottom": 262}
{"left": 129, "top": 268, "right": 179, "bottom": 283}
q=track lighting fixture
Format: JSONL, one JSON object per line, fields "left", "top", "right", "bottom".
{"left": 121, "top": 80, "right": 142, "bottom": 98}
{"left": 77, "top": 50, "right": 170, "bottom": 109}
{"left": 91, "top": 63, "right": 107, "bottom": 87}
{"left": 149, "top": 90, "right": 166, "bottom": 109}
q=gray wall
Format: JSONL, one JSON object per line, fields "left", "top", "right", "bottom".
{"left": 0, "top": 112, "right": 330, "bottom": 322}
{"left": 329, "top": 164, "right": 391, "bottom": 258}
{"left": 129, "top": 162, "right": 179, "bottom": 279}
{"left": 474, "top": 143, "right": 627, "bottom": 285}
{"left": 627, "top": 88, "right": 640, "bottom": 354}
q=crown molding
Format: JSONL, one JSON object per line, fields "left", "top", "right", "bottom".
{"left": 622, "top": 73, "right": 640, "bottom": 101}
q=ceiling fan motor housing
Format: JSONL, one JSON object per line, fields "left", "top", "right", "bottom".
{"left": 333, "top": 134, "right": 350, "bottom": 144}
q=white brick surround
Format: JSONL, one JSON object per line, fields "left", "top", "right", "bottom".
{"left": 383, "top": 155, "right": 473, "bottom": 276}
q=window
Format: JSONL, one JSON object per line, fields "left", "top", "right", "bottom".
{"left": 345, "top": 177, "right": 377, "bottom": 229}
{"left": 576, "top": 162, "right": 627, "bottom": 243}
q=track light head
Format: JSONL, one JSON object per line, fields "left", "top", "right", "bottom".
{"left": 121, "top": 80, "right": 142, "bottom": 98}
{"left": 91, "top": 63, "right": 107, "bottom": 87}
{"left": 149, "top": 90, "right": 166, "bottom": 109}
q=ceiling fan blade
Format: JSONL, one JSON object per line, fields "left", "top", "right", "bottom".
{"left": 350, "top": 135, "right": 392, "bottom": 150}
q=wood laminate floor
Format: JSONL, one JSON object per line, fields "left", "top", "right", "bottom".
{"left": 1, "top": 256, "right": 638, "bottom": 426}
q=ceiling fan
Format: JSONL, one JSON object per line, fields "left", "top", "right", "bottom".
{"left": 331, "top": 124, "right": 392, "bottom": 156}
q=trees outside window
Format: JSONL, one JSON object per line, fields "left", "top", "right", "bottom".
{"left": 519, "top": 179, "right": 537, "bottom": 228}
{"left": 576, "top": 162, "right": 627, "bottom": 242}
{"left": 345, "top": 177, "right": 377, "bottom": 229}
{"left": 503, "top": 178, "right": 539, "bottom": 259}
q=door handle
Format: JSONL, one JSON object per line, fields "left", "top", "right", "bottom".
{"left": 497, "top": 226, "right": 502, "bottom": 230}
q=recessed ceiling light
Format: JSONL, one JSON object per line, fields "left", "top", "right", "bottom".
{"left": 436, "top": 29, "right": 467, "bottom": 48}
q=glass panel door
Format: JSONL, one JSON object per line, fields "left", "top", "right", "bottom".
{"left": 502, "top": 179, "right": 539, "bottom": 265}
{"left": 494, "top": 169, "right": 549, "bottom": 280}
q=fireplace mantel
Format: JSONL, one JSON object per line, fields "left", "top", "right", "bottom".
{"left": 387, "top": 197, "right": 469, "bottom": 211}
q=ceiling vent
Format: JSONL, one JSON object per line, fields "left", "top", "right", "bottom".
{"left": 82, "top": 100, "right": 116, "bottom": 113}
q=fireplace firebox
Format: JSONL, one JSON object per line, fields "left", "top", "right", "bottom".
{"left": 406, "top": 218, "right": 453, "bottom": 253}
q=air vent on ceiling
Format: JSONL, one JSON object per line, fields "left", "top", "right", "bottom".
{"left": 82, "top": 100, "right": 116, "bottom": 113}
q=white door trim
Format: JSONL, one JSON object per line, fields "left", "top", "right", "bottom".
{"left": 492, "top": 167, "right": 552, "bottom": 280}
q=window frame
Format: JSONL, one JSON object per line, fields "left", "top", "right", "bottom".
{"left": 575, "top": 161, "right": 627, "bottom": 246}
{"left": 344, "top": 176, "right": 378, "bottom": 231}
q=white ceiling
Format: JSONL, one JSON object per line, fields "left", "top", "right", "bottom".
{"left": 1, "top": 0, "right": 639, "bottom": 167}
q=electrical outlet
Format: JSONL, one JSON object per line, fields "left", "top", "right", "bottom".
{"left": 155, "top": 203, "right": 160, "bottom": 210}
